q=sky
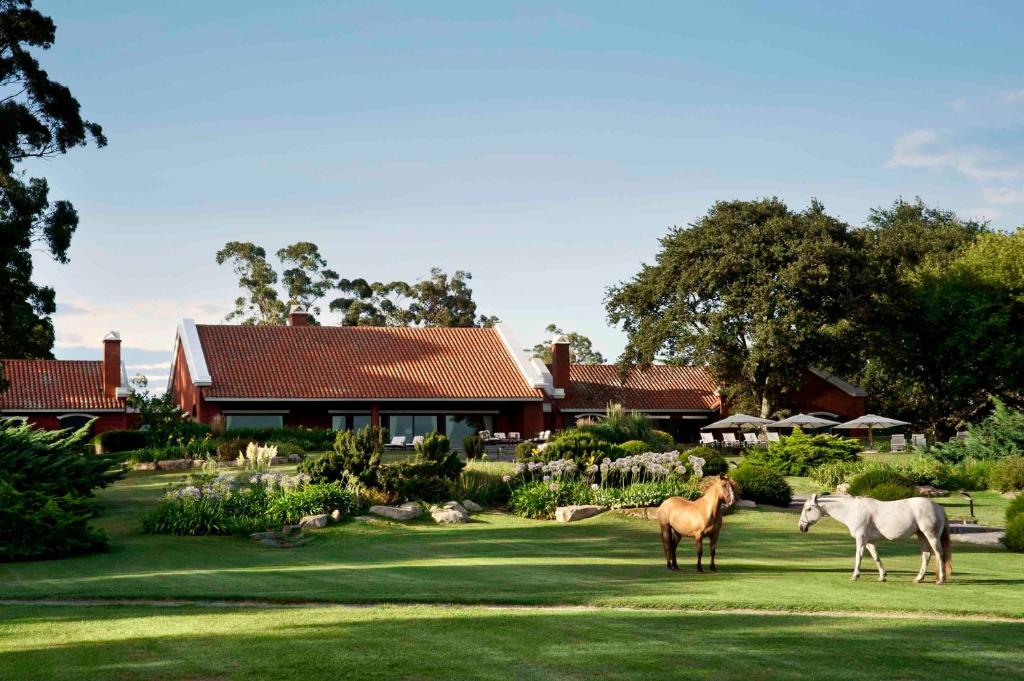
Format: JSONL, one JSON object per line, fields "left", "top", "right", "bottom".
{"left": 27, "top": 1, "right": 1024, "bottom": 391}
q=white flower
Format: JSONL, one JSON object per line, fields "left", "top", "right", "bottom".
{"left": 591, "top": 483, "right": 599, "bottom": 490}
{"left": 543, "top": 475, "right": 551, "bottom": 482}
{"left": 502, "top": 474, "right": 511, "bottom": 482}
{"left": 548, "top": 483, "right": 558, "bottom": 492}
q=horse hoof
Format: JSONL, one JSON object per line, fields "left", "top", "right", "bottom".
{"left": 878, "top": 576, "right": 886, "bottom": 582}
{"left": 913, "top": 577, "right": 924, "bottom": 584}
{"left": 849, "top": 575, "right": 859, "bottom": 581}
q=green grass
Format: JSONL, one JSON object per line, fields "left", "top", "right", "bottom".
{"left": 2, "top": 469, "right": 1022, "bottom": 679}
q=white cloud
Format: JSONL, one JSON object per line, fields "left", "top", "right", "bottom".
{"left": 981, "top": 186, "right": 1024, "bottom": 205}
{"left": 998, "top": 89, "right": 1024, "bottom": 103}
{"left": 885, "top": 129, "right": 1023, "bottom": 182}
{"left": 962, "top": 207, "right": 1002, "bottom": 222}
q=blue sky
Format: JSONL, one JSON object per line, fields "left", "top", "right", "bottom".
{"left": 29, "top": 1, "right": 1024, "bottom": 390}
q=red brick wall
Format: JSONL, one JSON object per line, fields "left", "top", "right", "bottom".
{"left": 102, "top": 337, "right": 122, "bottom": 399}
{"left": 23, "top": 412, "right": 132, "bottom": 434}
{"left": 789, "top": 372, "right": 865, "bottom": 420}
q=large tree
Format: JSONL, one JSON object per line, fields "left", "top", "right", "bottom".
{"left": 605, "top": 198, "right": 867, "bottom": 417}
{"left": 0, "top": 1, "right": 105, "bottom": 388}
{"left": 531, "top": 324, "right": 605, "bottom": 364}
{"left": 331, "top": 279, "right": 415, "bottom": 326}
{"left": 215, "top": 241, "right": 338, "bottom": 325}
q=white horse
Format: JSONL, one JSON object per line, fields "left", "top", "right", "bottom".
{"left": 798, "top": 493, "right": 952, "bottom": 584}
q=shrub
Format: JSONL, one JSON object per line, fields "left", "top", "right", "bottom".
{"left": 932, "top": 398, "right": 1024, "bottom": 464}
{"left": 0, "top": 480, "right": 108, "bottom": 561}
{"left": 94, "top": 429, "right": 147, "bottom": 454}
{"left": 236, "top": 443, "right": 277, "bottom": 472}
{"left": 514, "top": 441, "right": 538, "bottom": 461}
{"left": 1004, "top": 494, "right": 1024, "bottom": 525}
{"left": 453, "top": 462, "right": 513, "bottom": 506}
{"left": 698, "top": 451, "right": 729, "bottom": 476}
{"left": 648, "top": 430, "right": 676, "bottom": 452}
{"left": 810, "top": 460, "right": 864, "bottom": 490}
{"left": 508, "top": 479, "right": 591, "bottom": 519}
{"left": 374, "top": 433, "right": 464, "bottom": 501}
{"left": 619, "top": 440, "right": 649, "bottom": 456}
{"left": 268, "top": 441, "right": 306, "bottom": 459}
{"left": 540, "top": 429, "right": 623, "bottom": 463}
{"left": 861, "top": 481, "right": 916, "bottom": 501}
{"left": 591, "top": 478, "right": 701, "bottom": 508}
{"left": 745, "top": 428, "right": 860, "bottom": 475}
{"left": 577, "top": 402, "right": 654, "bottom": 444}
{"left": 462, "top": 435, "right": 485, "bottom": 459}
{"left": 266, "top": 482, "right": 355, "bottom": 525}
{"left": 989, "top": 455, "right": 1024, "bottom": 493}
{"left": 731, "top": 464, "right": 792, "bottom": 507}
{"left": 217, "top": 437, "right": 249, "bottom": 462}
{"left": 1003, "top": 515, "right": 1024, "bottom": 552}
{"left": 847, "top": 468, "right": 915, "bottom": 497}
{"left": 222, "top": 427, "right": 335, "bottom": 452}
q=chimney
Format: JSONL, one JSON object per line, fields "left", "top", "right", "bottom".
{"left": 551, "top": 335, "right": 571, "bottom": 392}
{"left": 102, "top": 331, "right": 122, "bottom": 399}
{"left": 287, "top": 304, "right": 310, "bottom": 327}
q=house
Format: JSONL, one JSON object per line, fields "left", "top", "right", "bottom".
{"left": 0, "top": 332, "right": 133, "bottom": 433}
{"left": 167, "top": 309, "right": 866, "bottom": 443}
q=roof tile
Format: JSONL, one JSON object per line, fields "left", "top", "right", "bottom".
{"left": 562, "top": 364, "right": 719, "bottom": 411}
{"left": 0, "top": 360, "right": 124, "bottom": 411}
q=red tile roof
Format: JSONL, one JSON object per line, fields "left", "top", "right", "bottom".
{"left": 561, "top": 364, "right": 720, "bottom": 411}
{"left": 194, "top": 325, "right": 544, "bottom": 400}
{"left": 0, "top": 360, "right": 125, "bottom": 411}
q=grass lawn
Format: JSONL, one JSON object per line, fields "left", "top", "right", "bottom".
{"left": 1, "top": 469, "right": 1022, "bottom": 679}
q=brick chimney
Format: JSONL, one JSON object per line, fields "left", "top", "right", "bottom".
{"left": 551, "top": 335, "right": 571, "bottom": 392}
{"left": 287, "top": 304, "right": 310, "bottom": 327}
{"left": 102, "top": 331, "right": 122, "bottom": 399}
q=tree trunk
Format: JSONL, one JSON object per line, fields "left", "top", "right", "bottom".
{"left": 760, "top": 395, "right": 772, "bottom": 419}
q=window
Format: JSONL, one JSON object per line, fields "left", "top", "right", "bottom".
{"left": 445, "top": 414, "right": 493, "bottom": 445}
{"left": 58, "top": 414, "right": 94, "bottom": 431}
{"left": 226, "top": 414, "right": 283, "bottom": 430}
{"left": 387, "top": 415, "right": 438, "bottom": 439}
{"left": 331, "top": 414, "right": 372, "bottom": 431}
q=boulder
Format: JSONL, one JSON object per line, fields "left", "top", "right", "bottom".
{"left": 369, "top": 505, "right": 419, "bottom": 521}
{"left": 299, "top": 514, "right": 329, "bottom": 529}
{"left": 431, "top": 508, "right": 469, "bottom": 524}
{"left": 156, "top": 459, "right": 191, "bottom": 471}
{"left": 250, "top": 531, "right": 281, "bottom": 541}
{"left": 282, "top": 525, "right": 302, "bottom": 536}
{"left": 554, "top": 505, "right": 607, "bottom": 523}
{"left": 134, "top": 462, "right": 157, "bottom": 471}
{"left": 397, "top": 501, "right": 424, "bottom": 518}
{"left": 914, "top": 485, "right": 949, "bottom": 498}
{"left": 733, "top": 499, "right": 757, "bottom": 508}
{"left": 443, "top": 501, "right": 468, "bottom": 515}
{"left": 462, "top": 499, "right": 483, "bottom": 513}
{"left": 835, "top": 483, "right": 850, "bottom": 496}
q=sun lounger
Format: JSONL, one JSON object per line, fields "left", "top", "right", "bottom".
{"left": 700, "top": 432, "right": 718, "bottom": 448}
{"left": 385, "top": 436, "right": 407, "bottom": 450}
{"left": 766, "top": 432, "right": 781, "bottom": 444}
{"left": 911, "top": 434, "right": 926, "bottom": 449}
{"left": 890, "top": 434, "right": 907, "bottom": 452}
{"left": 721, "top": 432, "right": 742, "bottom": 449}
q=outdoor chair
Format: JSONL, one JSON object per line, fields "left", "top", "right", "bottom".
{"left": 912, "top": 434, "right": 926, "bottom": 449}
{"left": 949, "top": 431, "right": 969, "bottom": 443}
{"left": 766, "top": 432, "right": 781, "bottom": 444}
{"left": 508, "top": 432, "right": 522, "bottom": 442}
{"left": 742, "top": 432, "right": 761, "bottom": 448}
{"left": 493, "top": 432, "right": 508, "bottom": 444}
{"left": 699, "top": 432, "right": 718, "bottom": 448}
{"left": 890, "top": 434, "right": 907, "bottom": 452}
{"left": 385, "top": 436, "right": 407, "bottom": 450}
{"left": 721, "top": 432, "right": 742, "bottom": 449}
{"left": 411, "top": 435, "right": 425, "bottom": 449}
{"left": 532, "top": 430, "right": 551, "bottom": 443}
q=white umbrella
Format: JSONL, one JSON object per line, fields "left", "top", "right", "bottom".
{"left": 770, "top": 413, "right": 841, "bottom": 430}
{"left": 833, "top": 414, "right": 910, "bottom": 447}
{"left": 702, "top": 413, "right": 777, "bottom": 430}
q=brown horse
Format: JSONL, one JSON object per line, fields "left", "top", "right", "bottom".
{"left": 657, "top": 475, "right": 737, "bottom": 572}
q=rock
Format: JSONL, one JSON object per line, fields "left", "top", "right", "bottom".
{"left": 156, "top": 459, "right": 191, "bottom": 470}
{"left": 443, "top": 501, "right": 468, "bottom": 515}
{"left": 397, "top": 501, "right": 424, "bottom": 518}
{"left": 733, "top": 499, "right": 757, "bottom": 508}
{"left": 914, "top": 485, "right": 949, "bottom": 498}
{"left": 431, "top": 508, "right": 469, "bottom": 524}
{"left": 282, "top": 524, "right": 302, "bottom": 536}
{"left": 330, "top": 509, "right": 342, "bottom": 521}
{"left": 250, "top": 531, "right": 281, "bottom": 541}
{"left": 299, "top": 514, "right": 329, "bottom": 529}
{"left": 835, "top": 483, "right": 850, "bottom": 496}
{"left": 1002, "top": 491, "right": 1020, "bottom": 500}
{"left": 554, "top": 505, "right": 607, "bottom": 523}
{"left": 134, "top": 462, "right": 157, "bottom": 471}
{"left": 462, "top": 499, "right": 483, "bottom": 513}
{"left": 369, "top": 505, "right": 418, "bottom": 521}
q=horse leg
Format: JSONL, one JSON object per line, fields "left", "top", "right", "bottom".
{"left": 709, "top": 531, "right": 719, "bottom": 572}
{"left": 914, "top": 531, "right": 931, "bottom": 584}
{"left": 670, "top": 529, "right": 681, "bottom": 570}
{"left": 695, "top": 534, "right": 704, "bottom": 573}
{"left": 924, "top": 532, "right": 945, "bottom": 584}
{"left": 660, "top": 523, "right": 675, "bottom": 571}
{"left": 864, "top": 543, "right": 886, "bottom": 582}
{"left": 851, "top": 538, "right": 865, "bottom": 581}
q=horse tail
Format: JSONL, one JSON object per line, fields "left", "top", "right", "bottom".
{"left": 941, "top": 518, "right": 953, "bottom": 579}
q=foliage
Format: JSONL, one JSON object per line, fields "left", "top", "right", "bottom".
{"left": 989, "top": 456, "right": 1024, "bottom": 493}
{"left": 847, "top": 468, "right": 915, "bottom": 497}
{"left": 745, "top": 428, "right": 860, "bottom": 475}
{"left": 0, "top": 0, "right": 106, "bottom": 390}
{"left": 462, "top": 434, "right": 484, "bottom": 459}
{"left": 452, "top": 462, "right": 513, "bottom": 506}
{"left": 225, "top": 427, "right": 334, "bottom": 453}
{"left": 577, "top": 403, "right": 654, "bottom": 445}
{"left": 1002, "top": 515, "right": 1024, "bottom": 552}
{"left": 514, "top": 440, "right": 538, "bottom": 460}
{"left": 299, "top": 425, "right": 385, "bottom": 486}
{"left": 812, "top": 456, "right": 990, "bottom": 493}
{"left": 126, "top": 377, "right": 209, "bottom": 447}
{"left": 1004, "top": 494, "right": 1024, "bottom": 525}
{"left": 539, "top": 429, "right": 624, "bottom": 463}
{"left": 861, "top": 481, "right": 916, "bottom": 501}
{"left": 267, "top": 441, "right": 305, "bottom": 459}
{"left": 374, "top": 433, "right": 466, "bottom": 502}
{"left": 606, "top": 198, "right": 867, "bottom": 417}
{"left": 809, "top": 461, "right": 863, "bottom": 489}
{"left": 216, "top": 437, "right": 250, "bottom": 462}
{"left": 508, "top": 479, "right": 591, "bottom": 519}
{"left": 275, "top": 242, "right": 339, "bottom": 317}
{"left": 591, "top": 478, "right": 702, "bottom": 508}
{"left": 142, "top": 474, "right": 353, "bottom": 536}
{"left": 618, "top": 440, "right": 649, "bottom": 456}
{"left": 0, "top": 479, "right": 107, "bottom": 561}
{"left": 530, "top": 324, "right": 605, "bottom": 364}
{"left": 731, "top": 464, "right": 792, "bottom": 507}
{"left": 93, "top": 429, "right": 147, "bottom": 454}
{"left": 236, "top": 443, "right": 277, "bottom": 472}
{"left": 698, "top": 450, "right": 729, "bottom": 476}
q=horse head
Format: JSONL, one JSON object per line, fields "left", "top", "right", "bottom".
{"left": 798, "top": 493, "right": 824, "bottom": 533}
{"left": 703, "top": 474, "right": 737, "bottom": 508}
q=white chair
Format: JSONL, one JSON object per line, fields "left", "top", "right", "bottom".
{"left": 721, "top": 433, "right": 742, "bottom": 449}
{"left": 911, "top": 434, "right": 926, "bottom": 449}
{"left": 890, "top": 434, "right": 907, "bottom": 452}
{"left": 492, "top": 432, "right": 507, "bottom": 443}
{"left": 766, "top": 432, "right": 781, "bottom": 444}
{"left": 700, "top": 432, "right": 718, "bottom": 448}
{"left": 478, "top": 430, "right": 491, "bottom": 440}
{"left": 508, "top": 432, "right": 521, "bottom": 442}
{"left": 742, "top": 432, "right": 760, "bottom": 448}
{"left": 385, "top": 436, "right": 407, "bottom": 450}
{"left": 411, "top": 435, "right": 425, "bottom": 449}
{"left": 949, "top": 431, "right": 969, "bottom": 443}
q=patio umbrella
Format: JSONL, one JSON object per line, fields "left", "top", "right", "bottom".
{"left": 701, "top": 413, "right": 777, "bottom": 430}
{"left": 769, "top": 413, "right": 841, "bottom": 430}
{"left": 832, "top": 414, "right": 910, "bottom": 448}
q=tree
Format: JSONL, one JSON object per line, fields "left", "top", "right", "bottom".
{"left": 331, "top": 278, "right": 415, "bottom": 326}
{"left": 605, "top": 198, "right": 867, "bottom": 417}
{"left": 531, "top": 324, "right": 605, "bottom": 364}
{"left": 215, "top": 241, "right": 339, "bottom": 325}
{"left": 0, "top": 1, "right": 106, "bottom": 389}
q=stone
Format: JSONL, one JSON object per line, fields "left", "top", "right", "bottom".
{"left": 397, "top": 501, "right": 424, "bottom": 518}
{"left": 134, "top": 462, "right": 157, "bottom": 471}
{"left": 835, "top": 483, "right": 850, "bottom": 496}
{"left": 369, "top": 505, "right": 418, "bottom": 521}
{"left": 282, "top": 524, "right": 302, "bottom": 536}
{"left": 431, "top": 508, "right": 469, "bottom": 524}
{"left": 299, "top": 514, "right": 329, "bottom": 529}
{"left": 443, "top": 501, "right": 468, "bottom": 515}
{"left": 156, "top": 459, "right": 191, "bottom": 471}
{"left": 733, "top": 499, "right": 757, "bottom": 508}
{"left": 330, "top": 509, "right": 342, "bottom": 521}
{"left": 554, "top": 505, "right": 607, "bottom": 523}
{"left": 914, "top": 485, "right": 949, "bottom": 497}
{"left": 250, "top": 531, "right": 281, "bottom": 541}
{"left": 462, "top": 499, "right": 483, "bottom": 513}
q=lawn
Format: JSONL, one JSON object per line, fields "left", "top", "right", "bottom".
{"left": 1, "top": 469, "right": 1022, "bottom": 679}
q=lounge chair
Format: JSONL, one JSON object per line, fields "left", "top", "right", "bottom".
{"left": 742, "top": 432, "right": 761, "bottom": 448}
{"left": 911, "top": 434, "right": 926, "bottom": 449}
{"left": 699, "top": 432, "right": 718, "bottom": 448}
{"left": 531, "top": 430, "right": 551, "bottom": 443}
{"left": 411, "top": 435, "right": 425, "bottom": 449}
{"left": 493, "top": 432, "right": 508, "bottom": 444}
{"left": 890, "top": 434, "right": 907, "bottom": 452}
{"left": 766, "top": 432, "right": 781, "bottom": 444}
{"left": 949, "top": 431, "right": 969, "bottom": 443}
{"left": 721, "top": 432, "right": 742, "bottom": 449}
{"left": 508, "top": 432, "right": 522, "bottom": 443}
{"left": 385, "top": 436, "right": 407, "bottom": 450}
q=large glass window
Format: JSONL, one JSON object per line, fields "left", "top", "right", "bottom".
{"left": 387, "top": 415, "right": 437, "bottom": 439}
{"left": 445, "top": 414, "right": 493, "bottom": 446}
{"left": 226, "top": 414, "right": 283, "bottom": 430}
{"left": 331, "top": 414, "right": 372, "bottom": 431}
